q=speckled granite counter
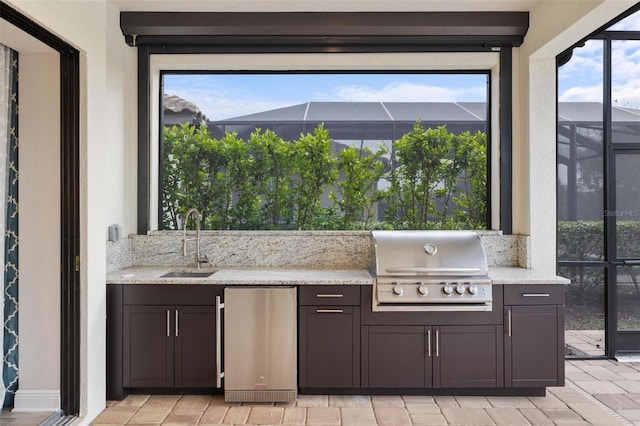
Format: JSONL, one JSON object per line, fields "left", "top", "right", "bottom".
{"left": 489, "top": 267, "right": 569, "bottom": 285}
{"left": 106, "top": 267, "right": 374, "bottom": 285}
{"left": 106, "top": 266, "right": 569, "bottom": 286}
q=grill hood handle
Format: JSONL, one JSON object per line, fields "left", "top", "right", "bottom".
{"left": 385, "top": 267, "right": 482, "bottom": 274}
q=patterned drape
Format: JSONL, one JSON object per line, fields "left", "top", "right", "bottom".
{"left": 0, "top": 43, "right": 19, "bottom": 408}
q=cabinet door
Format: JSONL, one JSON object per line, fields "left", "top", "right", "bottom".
{"left": 363, "top": 326, "right": 431, "bottom": 388}
{"left": 435, "top": 325, "right": 502, "bottom": 388}
{"left": 175, "top": 305, "right": 217, "bottom": 388}
{"left": 124, "top": 305, "right": 174, "bottom": 387}
{"left": 300, "top": 306, "right": 360, "bottom": 388}
{"left": 505, "top": 305, "right": 564, "bottom": 387}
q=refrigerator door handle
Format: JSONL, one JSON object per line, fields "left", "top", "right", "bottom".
{"left": 216, "top": 295, "right": 225, "bottom": 388}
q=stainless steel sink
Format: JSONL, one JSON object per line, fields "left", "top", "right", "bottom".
{"left": 160, "top": 271, "right": 216, "bottom": 278}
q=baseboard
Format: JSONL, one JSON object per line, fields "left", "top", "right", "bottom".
{"left": 12, "top": 389, "right": 60, "bottom": 413}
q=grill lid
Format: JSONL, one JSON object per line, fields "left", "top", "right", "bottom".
{"left": 372, "top": 230, "right": 488, "bottom": 277}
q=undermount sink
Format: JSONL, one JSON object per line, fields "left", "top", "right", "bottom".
{"left": 160, "top": 271, "right": 217, "bottom": 278}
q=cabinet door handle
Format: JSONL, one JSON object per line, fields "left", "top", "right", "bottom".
{"left": 435, "top": 330, "right": 439, "bottom": 357}
{"left": 216, "top": 295, "right": 225, "bottom": 389}
{"left": 522, "top": 293, "right": 550, "bottom": 297}
{"left": 508, "top": 309, "right": 512, "bottom": 337}
{"left": 316, "top": 309, "right": 344, "bottom": 313}
{"left": 316, "top": 294, "right": 344, "bottom": 298}
{"left": 175, "top": 309, "right": 179, "bottom": 337}
{"left": 427, "top": 329, "right": 432, "bottom": 357}
{"left": 166, "top": 309, "right": 170, "bottom": 337}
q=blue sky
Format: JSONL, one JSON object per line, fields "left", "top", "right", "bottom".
{"left": 164, "top": 10, "right": 640, "bottom": 119}
{"left": 164, "top": 73, "right": 488, "bottom": 121}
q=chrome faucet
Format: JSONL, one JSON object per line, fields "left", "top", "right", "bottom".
{"left": 182, "top": 208, "right": 209, "bottom": 269}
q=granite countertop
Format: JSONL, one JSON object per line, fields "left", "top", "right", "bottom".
{"left": 106, "top": 266, "right": 374, "bottom": 285}
{"left": 107, "top": 266, "right": 569, "bottom": 285}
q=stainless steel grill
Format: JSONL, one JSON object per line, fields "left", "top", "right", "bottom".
{"left": 372, "top": 230, "right": 492, "bottom": 312}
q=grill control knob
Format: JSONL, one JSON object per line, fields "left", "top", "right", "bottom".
{"left": 455, "top": 284, "right": 466, "bottom": 295}
{"left": 392, "top": 285, "right": 404, "bottom": 296}
{"left": 467, "top": 285, "right": 478, "bottom": 295}
{"left": 442, "top": 284, "right": 453, "bottom": 295}
{"left": 417, "top": 283, "right": 428, "bottom": 296}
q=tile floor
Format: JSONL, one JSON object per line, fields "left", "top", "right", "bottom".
{"left": 1, "top": 359, "right": 639, "bottom": 425}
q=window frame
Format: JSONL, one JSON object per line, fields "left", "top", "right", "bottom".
{"left": 147, "top": 52, "right": 502, "bottom": 232}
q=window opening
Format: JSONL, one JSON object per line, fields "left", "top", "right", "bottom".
{"left": 160, "top": 72, "right": 489, "bottom": 231}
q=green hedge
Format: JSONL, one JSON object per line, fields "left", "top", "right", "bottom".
{"left": 161, "top": 122, "right": 487, "bottom": 231}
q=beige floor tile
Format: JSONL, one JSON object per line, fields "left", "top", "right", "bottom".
{"left": 370, "top": 395, "right": 404, "bottom": 407}
{"left": 162, "top": 410, "right": 203, "bottom": 425}
{"left": 90, "top": 406, "right": 138, "bottom": 424}
{"left": 440, "top": 407, "right": 495, "bottom": 425}
{"left": 305, "top": 407, "right": 340, "bottom": 425}
{"left": 246, "top": 406, "right": 284, "bottom": 424}
{"left": 485, "top": 407, "right": 529, "bottom": 425}
{"left": 282, "top": 407, "right": 306, "bottom": 424}
{"left": 434, "top": 395, "right": 459, "bottom": 408}
{"left": 572, "top": 380, "right": 627, "bottom": 394}
{"left": 404, "top": 401, "right": 440, "bottom": 414}
{"left": 222, "top": 406, "right": 251, "bottom": 424}
{"left": 173, "top": 395, "right": 212, "bottom": 412}
{"left": 143, "top": 395, "right": 181, "bottom": 409}
{"left": 199, "top": 405, "right": 229, "bottom": 424}
{"left": 527, "top": 393, "right": 568, "bottom": 409}
{"left": 296, "top": 395, "right": 329, "bottom": 407}
{"left": 487, "top": 396, "right": 535, "bottom": 409}
{"left": 113, "top": 394, "right": 150, "bottom": 407}
{"left": 373, "top": 407, "right": 412, "bottom": 426}
{"left": 594, "top": 393, "right": 640, "bottom": 410}
{"left": 518, "top": 407, "right": 554, "bottom": 425}
{"left": 613, "top": 380, "right": 640, "bottom": 393}
{"left": 339, "top": 407, "right": 376, "bottom": 426}
{"left": 541, "top": 408, "right": 584, "bottom": 421}
{"left": 328, "top": 395, "right": 371, "bottom": 408}
{"left": 579, "top": 365, "right": 624, "bottom": 381}
{"left": 127, "top": 406, "right": 172, "bottom": 424}
{"left": 401, "top": 395, "right": 435, "bottom": 403}
{"left": 454, "top": 396, "right": 492, "bottom": 408}
{"left": 409, "top": 412, "right": 447, "bottom": 425}
{"left": 619, "top": 409, "right": 640, "bottom": 421}
{"left": 567, "top": 402, "right": 626, "bottom": 425}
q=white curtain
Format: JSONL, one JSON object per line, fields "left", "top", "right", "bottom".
{"left": 0, "top": 42, "right": 10, "bottom": 407}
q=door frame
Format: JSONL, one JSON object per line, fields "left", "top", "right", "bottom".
{"left": 0, "top": 2, "right": 81, "bottom": 415}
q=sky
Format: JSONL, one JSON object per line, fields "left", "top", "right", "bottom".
{"left": 164, "top": 9, "right": 640, "bottom": 120}
{"left": 164, "top": 73, "right": 489, "bottom": 121}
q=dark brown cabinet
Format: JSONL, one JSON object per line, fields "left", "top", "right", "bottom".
{"left": 504, "top": 285, "right": 565, "bottom": 388}
{"left": 108, "top": 284, "right": 222, "bottom": 398}
{"left": 299, "top": 286, "right": 361, "bottom": 389}
{"left": 362, "top": 325, "right": 502, "bottom": 388}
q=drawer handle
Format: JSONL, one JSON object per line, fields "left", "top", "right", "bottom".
{"left": 508, "top": 309, "right": 512, "bottom": 337}
{"left": 316, "top": 309, "right": 344, "bottom": 313}
{"left": 166, "top": 309, "right": 170, "bottom": 337}
{"left": 522, "top": 293, "right": 550, "bottom": 297}
{"left": 316, "top": 294, "right": 344, "bottom": 298}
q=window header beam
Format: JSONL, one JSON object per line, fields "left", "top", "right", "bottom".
{"left": 120, "top": 12, "right": 529, "bottom": 49}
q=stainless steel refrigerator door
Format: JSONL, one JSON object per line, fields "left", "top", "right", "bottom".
{"left": 224, "top": 286, "right": 297, "bottom": 402}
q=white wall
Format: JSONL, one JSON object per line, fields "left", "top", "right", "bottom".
{"left": 5, "top": 0, "right": 136, "bottom": 423}
{"left": 15, "top": 52, "right": 61, "bottom": 412}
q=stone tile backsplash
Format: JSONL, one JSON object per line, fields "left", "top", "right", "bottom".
{"left": 107, "top": 230, "right": 529, "bottom": 271}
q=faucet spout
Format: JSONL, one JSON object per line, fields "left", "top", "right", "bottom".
{"left": 182, "top": 208, "right": 207, "bottom": 269}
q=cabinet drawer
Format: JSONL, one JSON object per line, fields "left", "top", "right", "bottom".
{"left": 124, "top": 284, "right": 222, "bottom": 305}
{"left": 504, "top": 285, "right": 564, "bottom": 305}
{"left": 299, "top": 285, "right": 361, "bottom": 306}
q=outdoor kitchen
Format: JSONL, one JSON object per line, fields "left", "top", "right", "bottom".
{"left": 106, "top": 228, "right": 568, "bottom": 402}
